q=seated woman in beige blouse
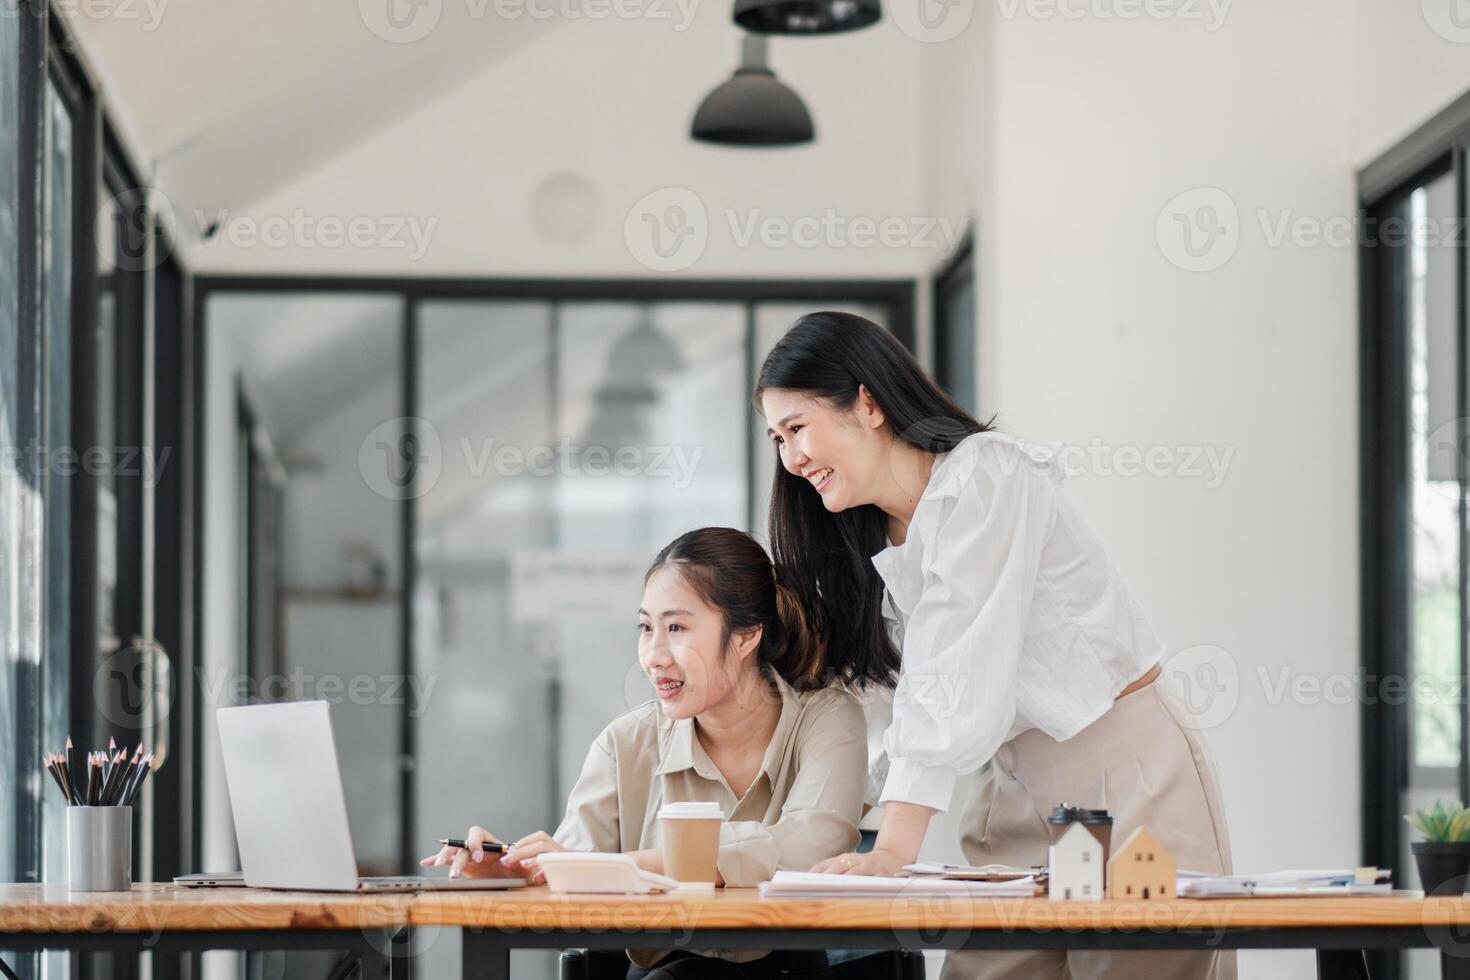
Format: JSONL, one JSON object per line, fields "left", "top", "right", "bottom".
{"left": 422, "top": 526, "right": 867, "bottom": 980}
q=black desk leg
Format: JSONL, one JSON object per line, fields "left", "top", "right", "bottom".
{"left": 1317, "top": 949, "right": 1371, "bottom": 980}
{"left": 390, "top": 927, "right": 411, "bottom": 980}
{"left": 460, "top": 931, "right": 510, "bottom": 980}
{"left": 1444, "top": 951, "right": 1470, "bottom": 980}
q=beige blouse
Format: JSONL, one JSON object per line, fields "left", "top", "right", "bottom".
{"left": 552, "top": 669, "right": 867, "bottom": 964}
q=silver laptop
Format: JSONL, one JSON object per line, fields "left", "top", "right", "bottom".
{"left": 211, "top": 700, "right": 525, "bottom": 892}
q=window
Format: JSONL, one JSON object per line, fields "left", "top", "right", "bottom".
{"left": 933, "top": 237, "right": 976, "bottom": 411}
{"left": 1359, "top": 90, "right": 1470, "bottom": 980}
{"left": 0, "top": 0, "right": 24, "bottom": 887}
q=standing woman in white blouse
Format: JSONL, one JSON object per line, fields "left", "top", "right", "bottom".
{"left": 757, "top": 312, "right": 1234, "bottom": 980}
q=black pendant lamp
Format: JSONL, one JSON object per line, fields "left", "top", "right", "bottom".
{"left": 691, "top": 36, "right": 815, "bottom": 147}
{"left": 733, "top": 0, "right": 878, "bottom": 34}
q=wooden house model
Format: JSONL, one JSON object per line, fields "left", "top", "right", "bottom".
{"left": 1106, "top": 826, "right": 1175, "bottom": 901}
{"left": 1048, "top": 822, "right": 1104, "bottom": 901}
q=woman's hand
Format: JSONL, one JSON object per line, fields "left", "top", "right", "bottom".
{"left": 418, "top": 826, "right": 526, "bottom": 880}
{"left": 811, "top": 848, "right": 908, "bottom": 876}
{"left": 499, "top": 831, "right": 571, "bottom": 885}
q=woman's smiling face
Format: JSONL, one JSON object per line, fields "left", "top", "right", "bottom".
{"left": 761, "top": 387, "right": 887, "bottom": 513}
{"left": 638, "top": 565, "right": 755, "bottom": 721}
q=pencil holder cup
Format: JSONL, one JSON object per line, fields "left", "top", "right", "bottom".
{"left": 66, "top": 806, "right": 132, "bottom": 891}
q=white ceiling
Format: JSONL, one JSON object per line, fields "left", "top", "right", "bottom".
{"left": 63, "top": 1, "right": 556, "bottom": 217}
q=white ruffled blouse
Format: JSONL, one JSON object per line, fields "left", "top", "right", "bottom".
{"left": 860, "top": 431, "right": 1165, "bottom": 812}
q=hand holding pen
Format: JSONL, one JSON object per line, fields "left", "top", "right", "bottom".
{"left": 421, "top": 827, "right": 538, "bottom": 881}
{"left": 421, "top": 826, "right": 570, "bottom": 882}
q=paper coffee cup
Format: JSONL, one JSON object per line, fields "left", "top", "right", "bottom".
{"left": 658, "top": 801, "right": 724, "bottom": 890}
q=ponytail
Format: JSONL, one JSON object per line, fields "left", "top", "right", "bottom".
{"left": 772, "top": 579, "right": 824, "bottom": 686}
{"left": 646, "top": 528, "right": 827, "bottom": 688}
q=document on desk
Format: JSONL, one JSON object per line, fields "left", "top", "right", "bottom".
{"left": 759, "top": 870, "right": 1040, "bottom": 898}
{"left": 1176, "top": 868, "right": 1393, "bottom": 898}
{"left": 904, "top": 862, "right": 1042, "bottom": 881}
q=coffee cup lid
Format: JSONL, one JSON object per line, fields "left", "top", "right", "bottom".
{"left": 1048, "top": 803, "right": 1112, "bottom": 824}
{"left": 658, "top": 801, "right": 725, "bottom": 820}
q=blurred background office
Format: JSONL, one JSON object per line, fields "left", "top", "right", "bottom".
{"left": 2, "top": 1, "right": 1470, "bottom": 978}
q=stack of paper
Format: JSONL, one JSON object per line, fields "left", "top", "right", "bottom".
{"left": 1176, "top": 868, "right": 1392, "bottom": 898}
{"left": 759, "top": 870, "right": 1039, "bottom": 898}
{"left": 905, "top": 862, "right": 1043, "bottom": 881}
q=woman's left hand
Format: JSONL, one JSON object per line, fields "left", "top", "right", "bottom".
{"left": 811, "top": 848, "right": 907, "bottom": 876}
{"left": 500, "top": 831, "right": 570, "bottom": 884}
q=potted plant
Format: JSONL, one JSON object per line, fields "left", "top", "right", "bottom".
{"left": 1406, "top": 800, "right": 1470, "bottom": 896}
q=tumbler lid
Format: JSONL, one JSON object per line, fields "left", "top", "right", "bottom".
{"left": 1048, "top": 802, "right": 1113, "bottom": 825}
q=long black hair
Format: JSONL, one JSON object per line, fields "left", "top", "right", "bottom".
{"left": 753, "top": 311, "right": 992, "bottom": 689}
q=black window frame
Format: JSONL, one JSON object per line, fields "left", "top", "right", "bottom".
{"left": 932, "top": 234, "right": 977, "bottom": 411}
{"left": 1359, "top": 89, "right": 1470, "bottom": 980}
{"left": 0, "top": 7, "right": 199, "bottom": 980}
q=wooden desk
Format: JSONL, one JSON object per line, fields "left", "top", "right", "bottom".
{"left": 0, "top": 884, "right": 410, "bottom": 970}
{"left": 414, "top": 887, "right": 1470, "bottom": 980}
{"left": 8, "top": 885, "right": 1470, "bottom": 980}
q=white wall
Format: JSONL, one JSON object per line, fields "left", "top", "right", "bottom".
{"left": 1353, "top": 0, "right": 1470, "bottom": 166}
{"left": 964, "top": 4, "right": 1358, "bottom": 977}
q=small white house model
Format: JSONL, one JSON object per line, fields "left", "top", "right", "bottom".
{"left": 1048, "top": 823, "right": 1104, "bottom": 901}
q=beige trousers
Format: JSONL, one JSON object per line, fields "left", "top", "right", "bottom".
{"left": 940, "top": 681, "right": 1237, "bottom": 980}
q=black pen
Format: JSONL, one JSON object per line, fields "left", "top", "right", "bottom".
{"left": 437, "top": 838, "right": 508, "bottom": 852}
